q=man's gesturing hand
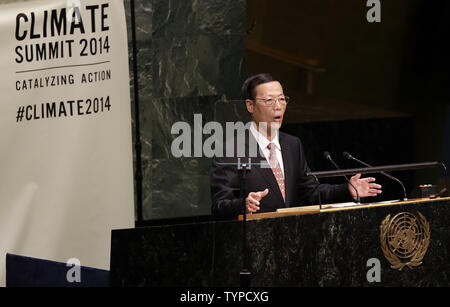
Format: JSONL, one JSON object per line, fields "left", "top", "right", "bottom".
{"left": 348, "top": 173, "right": 382, "bottom": 198}
{"left": 246, "top": 188, "right": 269, "bottom": 213}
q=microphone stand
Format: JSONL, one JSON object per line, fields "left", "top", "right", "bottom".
{"left": 347, "top": 154, "right": 407, "bottom": 201}
{"left": 238, "top": 158, "right": 251, "bottom": 287}
{"left": 440, "top": 163, "right": 450, "bottom": 198}
{"left": 325, "top": 153, "right": 360, "bottom": 204}
{"left": 311, "top": 174, "right": 322, "bottom": 210}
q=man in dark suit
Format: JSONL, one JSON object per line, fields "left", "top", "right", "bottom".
{"left": 210, "top": 73, "right": 382, "bottom": 218}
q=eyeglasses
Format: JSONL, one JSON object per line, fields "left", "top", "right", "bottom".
{"left": 253, "top": 96, "right": 290, "bottom": 107}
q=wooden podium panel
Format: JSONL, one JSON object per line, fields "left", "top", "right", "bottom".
{"left": 238, "top": 197, "right": 450, "bottom": 221}
{"left": 238, "top": 205, "right": 320, "bottom": 221}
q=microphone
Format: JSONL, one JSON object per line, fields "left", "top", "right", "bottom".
{"left": 430, "top": 188, "right": 448, "bottom": 199}
{"left": 324, "top": 151, "right": 360, "bottom": 203}
{"left": 343, "top": 152, "right": 407, "bottom": 201}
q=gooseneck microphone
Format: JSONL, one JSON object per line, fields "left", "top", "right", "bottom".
{"left": 343, "top": 152, "right": 407, "bottom": 201}
{"left": 324, "top": 151, "right": 360, "bottom": 203}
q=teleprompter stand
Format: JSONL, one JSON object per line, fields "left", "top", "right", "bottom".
{"left": 238, "top": 158, "right": 251, "bottom": 287}
{"left": 307, "top": 161, "right": 448, "bottom": 201}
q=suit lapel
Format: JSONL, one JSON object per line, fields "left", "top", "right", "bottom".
{"left": 279, "top": 133, "right": 292, "bottom": 206}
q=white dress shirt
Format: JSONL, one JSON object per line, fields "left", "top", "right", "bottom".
{"left": 249, "top": 122, "right": 285, "bottom": 177}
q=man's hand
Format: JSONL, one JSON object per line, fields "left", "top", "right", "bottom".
{"left": 348, "top": 173, "right": 382, "bottom": 199}
{"left": 246, "top": 188, "right": 269, "bottom": 213}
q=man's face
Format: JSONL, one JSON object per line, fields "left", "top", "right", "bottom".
{"left": 246, "top": 81, "right": 286, "bottom": 134}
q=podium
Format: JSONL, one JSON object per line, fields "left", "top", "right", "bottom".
{"left": 110, "top": 197, "right": 450, "bottom": 286}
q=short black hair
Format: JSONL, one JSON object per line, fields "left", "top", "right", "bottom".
{"left": 241, "top": 73, "right": 277, "bottom": 100}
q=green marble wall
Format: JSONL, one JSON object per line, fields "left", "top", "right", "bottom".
{"left": 124, "top": 0, "right": 246, "bottom": 220}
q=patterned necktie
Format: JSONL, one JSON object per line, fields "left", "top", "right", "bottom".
{"left": 267, "top": 143, "right": 285, "bottom": 201}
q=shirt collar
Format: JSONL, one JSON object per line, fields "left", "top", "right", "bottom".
{"left": 250, "top": 122, "right": 281, "bottom": 151}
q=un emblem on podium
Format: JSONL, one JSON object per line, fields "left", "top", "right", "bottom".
{"left": 380, "top": 212, "right": 430, "bottom": 271}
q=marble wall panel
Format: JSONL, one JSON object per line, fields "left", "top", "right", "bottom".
{"left": 125, "top": 0, "right": 153, "bottom": 42}
{"left": 152, "top": 0, "right": 245, "bottom": 38}
{"left": 124, "top": 0, "right": 246, "bottom": 220}
{"left": 148, "top": 95, "right": 218, "bottom": 219}
{"left": 150, "top": 95, "right": 217, "bottom": 159}
{"left": 151, "top": 35, "right": 245, "bottom": 100}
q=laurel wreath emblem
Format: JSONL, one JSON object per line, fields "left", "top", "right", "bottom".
{"left": 380, "top": 212, "right": 430, "bottom": 271}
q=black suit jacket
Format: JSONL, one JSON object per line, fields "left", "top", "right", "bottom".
{"left": 210, "top": 130, "right": 353, "bottom": 218}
